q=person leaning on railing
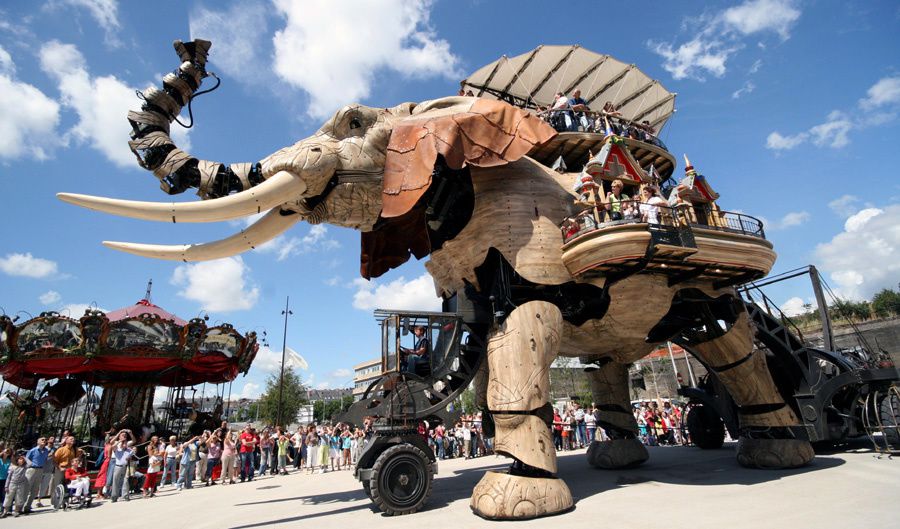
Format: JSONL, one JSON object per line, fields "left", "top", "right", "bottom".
{"left": 639, "top": 186, "right": 667, "bottom": 224}
{"left": 604, "top": 179, "right": 634, "bottom": 221}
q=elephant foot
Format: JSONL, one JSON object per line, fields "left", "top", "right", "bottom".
{"left": 587, "top": 438, "right": 649, "bottom": 469}
{"left": 470, "top": 470, "right": 573, "bottom": 520}
{"left": 736, "top": 437, "right": 814, "bottom": 469}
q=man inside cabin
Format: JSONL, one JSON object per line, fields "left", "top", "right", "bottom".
{"left": 569, "top": 89, "right": 591, "bottom": 131}
{"left": 401, "top": 326, "right": 431, "bottom": 374}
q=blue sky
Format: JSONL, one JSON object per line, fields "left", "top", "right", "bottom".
{"left": 1, "top": 0, "right": 899, "bottom": 400}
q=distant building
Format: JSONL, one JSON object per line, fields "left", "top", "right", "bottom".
{"left": 353, "top": 358, "right": 382, "bottom": 400}
{"left": 307, "top": 388, "right": 352, "bottom": 402}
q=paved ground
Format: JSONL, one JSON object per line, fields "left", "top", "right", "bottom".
{"left": 7, "top": 441, "right": 899, "bottom": 529}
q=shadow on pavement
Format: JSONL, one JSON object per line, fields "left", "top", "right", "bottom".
{"left": 228, "top": 443, "right": 845, "bottom": 527}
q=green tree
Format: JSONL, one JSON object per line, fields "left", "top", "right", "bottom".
{"left": 872, "top": 288, "right": 900, "bottom": 318}
{"left": 829, "top": 298, "right": 871, "bottom": 323}
{"left": 257, "top": 370, "right": 309, "bottom": 427}
{"left": 312, "top": 394, "right": 354, "bottom": 423}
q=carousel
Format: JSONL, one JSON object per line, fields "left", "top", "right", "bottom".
{"left": 0, "top": 286, "right": 258, "bottom": 446}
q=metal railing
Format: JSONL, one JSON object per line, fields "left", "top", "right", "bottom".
{"left": 560, "top": 202, "right": 766, "bottom": 244}
{"left": 536, "top": 108, "right": 668, "bottom": 150}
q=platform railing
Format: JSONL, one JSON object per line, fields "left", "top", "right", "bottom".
{"left": 535, "top": 108, "right": 668, "bottom": 150}
{"left": 560, "top": 203, "right": 767, "bottom": 244}
{"left": 680, "top": 208, "right": 766, "bottom": 239}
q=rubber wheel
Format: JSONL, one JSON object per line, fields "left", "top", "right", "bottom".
{"left": 879, "top": 390, "right": 900, "bottom": 445}
{"left": 368, "top": 443, "right": 433, "bottom": 515}
{"left": 51, "top": 484, "right": 67, "bottom": 510}
{"left": 687, "top": 404, "right": 725, "bottom": 449}
{"left": 362, "top": 481, "right": 372, "bottom": 499}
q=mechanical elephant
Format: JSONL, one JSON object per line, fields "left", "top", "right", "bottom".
{"left": 60, "top": 40, "right": 814, "bottom": 520}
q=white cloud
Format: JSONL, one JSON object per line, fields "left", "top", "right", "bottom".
{"left": 39, "top": 41, "right": 149, "bottom": 167}
{"left": 778, "top": 210, "right": 810, "bottom": 228}
{"left": 171, "top": 256, "right": 259, "bottom": 311}
{"left": 780, "top": 296, "right": 809, "bottom": 317}
{"left": 828, "top": 195, "right": 862, "bottom": 218}
{"left": 766, "top": 76, "right": 900, "bottom": 151}
{"left": 720, "top": 0, "right": 801, "bottom": 39}
{"left": 352, "top": 272, "right": 441, "bottom": 312}
{"left": 330, "top": 368, "right": 352, "bottom": 379}
{"left": 39, "top": 290, "right": 62, "bottom": 305}
{"left": 844, "top": 207, "right": 883, "bottom": 233}
{"left": 815, "top": 204, "right": 900, "bottom": 300}
{"left": 766, "top": 131, "right": 808, "bottom": 150}
{"left": 748, "top": 59, "right": 763, "bottom": 74}
{"left": 649, "top": 0, "right": 800, "bottom": 81}
{"left": 271, "top": 0, "right": 461, "bottom": 118}
{"left": 808, "top": 110, "right": 853, "bottom": 149}
{"left": 51, "top": 0, "right": 121, "bottom": 46}
{"left": 189, "top": 2, "right": 270, "bottom": 79}
{"left": 732, "top": 81, "right": 756, "bottom": 99}
{"left": 254, "top": 224, "right": 340, "bottom": 261}
{"left": 0, "top": 45, "right": 61, "bottom": 160}
{"left": 60, "top": 303, "right": 107, "bottom": 318}
{"left": 251, "top": 345, "right": 281, "bottom": 374}
{"left": 649, "top": 37, "right": 737, "bottom": 81}
{"left": 324, "top": 276, "right": 341, "bottom": 287}
{"left": 0, "top": 253, "right": 59, "bottom": 279}
{"left": 859, "top": 75, "right": 900, "bottom": 110}
{"left": 237, "top": 381, "right": 262, "bottom": 399}
{"left": 315, "top": 381, "right": 330, "bottom": 390}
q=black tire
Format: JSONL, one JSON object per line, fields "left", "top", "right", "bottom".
{"left": 362, "top": 481, "right": 372, "bottom": 499}
{"left": 687, "top": 404, "right": 726, "bottom": 449}
{"left": 879, "top": 390, "right": 900, "bottom": 445}
{"left": 51, "top": 484, "right": 67, "bottom": 511}
{"left": 368, "top": 443, "right": 433, "bottom": 515}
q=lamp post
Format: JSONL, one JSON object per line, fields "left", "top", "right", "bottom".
{"left": 278, "top": 296, "right": 293, "bottom": 427}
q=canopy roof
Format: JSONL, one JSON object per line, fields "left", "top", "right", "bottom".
{"left": 105, "top": 299, "right": 188, "bottom": 325}
{"left": 462, "top": 45, "right": 676, "bottom": 129}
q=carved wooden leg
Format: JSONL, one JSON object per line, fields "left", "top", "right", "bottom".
{"left": 470, "top": 301, "right": 574, "bottom": 520}
{"left": 690, "top": 311, "right": 814, "bottom": 469}
{"left": 585, "top": 360, "right": 649, "bottom": 469}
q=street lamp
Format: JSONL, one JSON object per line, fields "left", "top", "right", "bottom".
{"left": 278, "top": 296, "right": 293, "bottom": 427}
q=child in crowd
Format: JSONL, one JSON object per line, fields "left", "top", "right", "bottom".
{"left": 1, "top": 455, "right": 28, "bottom": 517}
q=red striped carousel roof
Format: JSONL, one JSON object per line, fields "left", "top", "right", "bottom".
{"left": 0, "top": 300, "right": 257, "bottom": 389}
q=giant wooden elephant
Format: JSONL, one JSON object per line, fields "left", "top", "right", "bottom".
{"left": 60, "top": 40, "right": 814, "bottom": 520}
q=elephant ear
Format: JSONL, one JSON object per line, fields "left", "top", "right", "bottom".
{"left": 381, "top": 98, "right": 556, "bottom": 218}
{"left": 359, "top": 99, "right": 555, "bottom": 279}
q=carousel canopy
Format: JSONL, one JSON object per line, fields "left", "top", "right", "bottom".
{"left": 461, "top": 45, "right": 676, "bottom": 129}
{"left": 0, "top": 299, "right": 257, "bottom": 389}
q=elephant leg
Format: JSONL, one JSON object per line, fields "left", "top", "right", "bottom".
{"left": 470, "top": 301, "right": 574, "bottom": 520}
{"left": 690, "top": 311, "right": 814, "bottom": 469}
{"left": 585, "top": 360, "right": 649, "bottom": 469}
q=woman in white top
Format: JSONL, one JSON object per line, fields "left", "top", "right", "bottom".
{"left": 639, "top": 186, "right": 667, "bottom": 224}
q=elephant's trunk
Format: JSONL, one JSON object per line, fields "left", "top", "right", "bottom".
{"left": 127, "top": 39, "right": 264, "bottom": 199}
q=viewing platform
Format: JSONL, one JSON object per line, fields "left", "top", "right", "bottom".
{"left": 560, "top": 205, "right": 774, "bottom": 287}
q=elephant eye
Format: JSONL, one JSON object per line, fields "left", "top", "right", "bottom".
{"left": 349, "top": 118, "right": 362, "bottom": 130}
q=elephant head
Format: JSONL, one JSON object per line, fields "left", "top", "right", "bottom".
{"left": 59, "top": 39, "right": 555, "bottom": 278}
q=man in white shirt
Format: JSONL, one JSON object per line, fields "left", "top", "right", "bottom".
{"left": 584, "top": 406, "right": 597, "bottom": 445}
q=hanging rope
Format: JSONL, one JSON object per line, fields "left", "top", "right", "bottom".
{"left": 610, "top": 66, "right": 632, "bottom": 106}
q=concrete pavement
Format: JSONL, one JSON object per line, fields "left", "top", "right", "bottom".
{"left": 6, "top": 441, "right": 898, "bottom": 529}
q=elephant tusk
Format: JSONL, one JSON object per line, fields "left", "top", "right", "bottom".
{"left": 57, "top": 171, "right": 307, "bottom": 223}
{"left": 101, "top": 208, "right": 302, "bottom": 261}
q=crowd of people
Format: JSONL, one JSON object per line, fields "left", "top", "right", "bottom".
{"left": 0, "top": 421, "right": 374, "bottom": 517}
{"left": 561, "top": 179, "right": 672, "bottom": 242}
{"left": 537, "top": 89, "right": 665, "bottom": 148}
{"left": 422, "top": 413, "right": 494, "bottom": 460}
{"left": 0, "top": 398, "right": 694, "bottom": 517}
